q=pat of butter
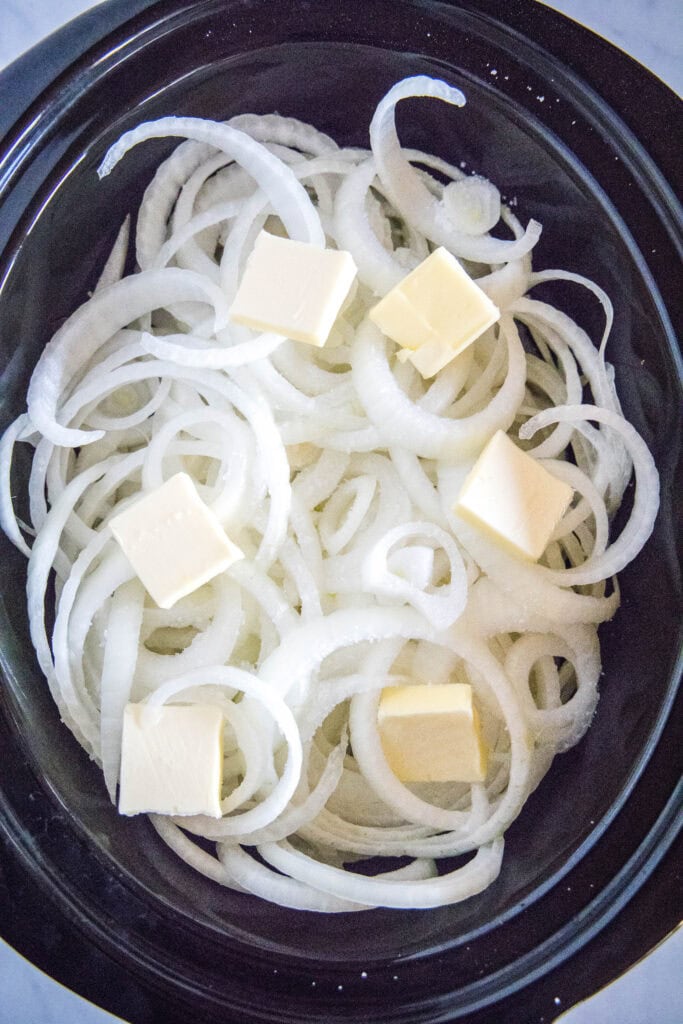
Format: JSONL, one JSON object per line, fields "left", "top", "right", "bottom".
{"left": 229, "top": 230, "right": 357, "bottom": 347}
{"left": 378, "top": 683, "right": 487, "bottom": 784}
{"left": 396, "top": 337, "right": 461, "bottom": 378}
{"left": 455, "top": 430, "right": 574, "bottom": 562}
{"left": 110, "top": 473, "right": 242, "bottom": 609}
{"left": 369, "top": 246, "right": 500, "bottom": 378}
{"left": 119, "top": 703, "right": 224, "bottom": 817}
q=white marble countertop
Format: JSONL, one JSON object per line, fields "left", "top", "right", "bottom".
{"left": 0, "top": 2, "right": 680, "bottom": 1023}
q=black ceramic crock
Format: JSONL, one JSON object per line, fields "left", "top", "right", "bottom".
{"left": 0, "top": 2, "right": 680, "bottom": 1022}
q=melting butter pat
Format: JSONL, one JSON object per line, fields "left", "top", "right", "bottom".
{"left": 369, "top": 246, "right": 500, "bottom": 378}
{"left": 455, "top": 430, "right": 574, "bottom": 561}
{"left": 229, "top": 230, "right": 357, "bottom": 346}
{"left": 110, "top": 472, "right": 242, "bottom": 609}
{"left": 396, "top": 337, "right": 462, "bottom": 379}
{"left": 119, "top": 703, "right": 224, "bottom": 817}
{"left": 378, "top": 683, "right": 487, "bottom": 783}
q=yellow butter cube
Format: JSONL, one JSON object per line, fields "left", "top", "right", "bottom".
{"left": 229, "top": 231, "right": 357, "bottom": 347}
{"left": 455, "top": 430, "right": 574, "bottom": 561}
{"left": 396, "top": 337, "right": 462, "bottom": 378}
{"left": 119, "top": 703, "right": 224, "bottom": 817}
{"left": 369, "top": 246, "right": 500, "bottom": 377}
{"left": 377, "top": 683, "right": 487, "bottom": 783}
{"left": 110, "top": 473, "right": 242, "bottom": 609}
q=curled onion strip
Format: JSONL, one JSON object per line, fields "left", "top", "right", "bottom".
{"left": 362, "top": 521, "right": 467, "bottom": 629}
{"left": 27, "top": 269, "right": 230, "bottom": 447}
{"left": 257, "top": 837, "right": 503, "bottom": 909}
{"left": 370, "top": 76, "right": 541, "bottom": 263}
{"left": 99, "top": 117, "right": 325, "bottom": 247}
{"left": 521, "top": 405, "right": 659, "bottom": 585}
{"left": 352, "top": 318, "right": 526, "bottom": 460}
{"left": 145, "top": 667, "right": 303, "bottom": 835}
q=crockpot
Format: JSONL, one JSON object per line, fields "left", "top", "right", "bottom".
{"left": 0, "top": 2, "right": 680, "bottom": 1022}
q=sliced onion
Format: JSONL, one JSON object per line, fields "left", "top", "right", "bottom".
{"left": 27, "top": 269, "right": 230, "bottom": 447}
{"left": 352, "top": 317, "right": 526, "bottom": 460}
{"left": 94, "top": 215, "right": 130, "bottom": 293}
{"left": 257, "top": 837, "right": 503, "bottom": 909}
{"left": 100, "top": 579, "right": 145, "bottom": 800}
{"left": 443, "top": 175, "right": 501, "bottom": 235}
{"left": 144, "top": 666, "right": 303, "bottom": 836}
{"left": 370, "top": 76, "right": 541, "bottom": 263}
{"left": 521, "top": 404, "right": 659, "bottom": 585}
{"left": 362, "top": 521, "right": 467, "bottom": 629}
{"left": 0, "top": 415, "right": 33, "bottom": 556}
{"left": 99, "top": 116, "right": 325, "bottom": 247}
{"left": 1, "top": 74, "right": 660, "bottom": 916}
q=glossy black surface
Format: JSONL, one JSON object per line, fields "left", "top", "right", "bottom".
{"left": 0, "top": 1, "right": 681, "bottom": 1022}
